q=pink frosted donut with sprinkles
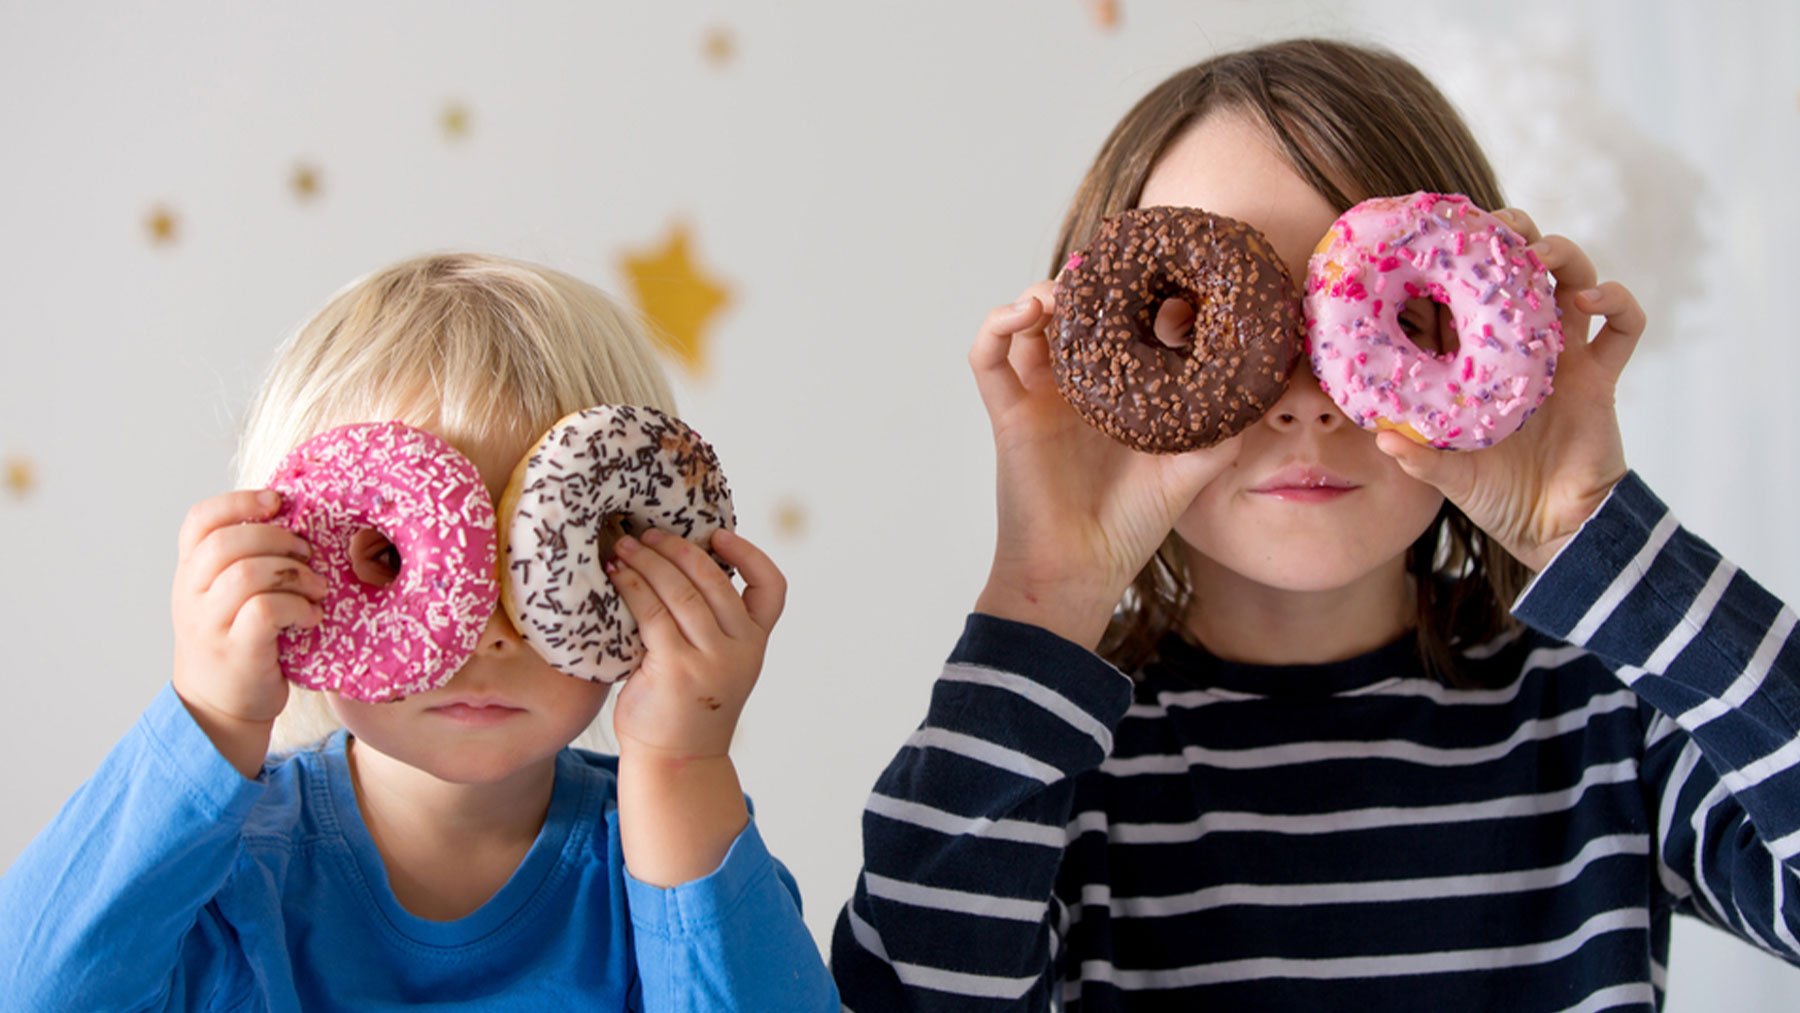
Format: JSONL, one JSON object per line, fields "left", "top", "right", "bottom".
{"left": 498, "top": 405, "right": 736, "bottom": 684}
{"left": 267, "top": 422, "right": 500, "bottom": 703}
{"left": 1304, "top": 192, "right": 1564, "bottom": 450}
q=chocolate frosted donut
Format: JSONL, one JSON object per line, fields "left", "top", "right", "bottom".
{"left": 1048, "top": 206, "right": 1302, "bottom": 453}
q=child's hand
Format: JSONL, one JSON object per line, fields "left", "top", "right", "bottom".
{"left": 606, "top": 527, "right": 783, "bottom": 763}
{"left": 605, "top": 527, "right": 783, "bottom": 886}
{"left": 170, "top": 490, "right": 325, "bottom": 777}
{"left": 972, "top": 281, "right": 1240, "bottom": 650}
{"left": 1375, "top": 209, "right": 1646, "bottom": 572}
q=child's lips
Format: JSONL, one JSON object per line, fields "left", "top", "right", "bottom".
{"left": 1253, "top": 485, "right": 1356, "bottom": 503}
{"left": 1250, "top": 465, "right": 1359, "bottom": 501}
{"left": 427, "top": 699, "right": 526, "bottom": 725}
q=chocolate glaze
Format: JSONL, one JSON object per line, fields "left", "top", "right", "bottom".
{"left": 1048, "top": 206, "right": 1302, "bottom": 453}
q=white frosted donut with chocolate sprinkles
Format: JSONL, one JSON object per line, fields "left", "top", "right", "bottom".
{"left": 268, "top": 422, "right": 500, "bottom": 703}
{"left": 498, "top": 405, "right": 736, "bottom": 683}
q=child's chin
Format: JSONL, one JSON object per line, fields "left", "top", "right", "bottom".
{"left": 413, "top": 743, "right": 547, "bottom": 785}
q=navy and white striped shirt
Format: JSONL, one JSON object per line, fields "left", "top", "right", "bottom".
{"left": 832, "top": 474, "right": 1800, "bottom": 1011}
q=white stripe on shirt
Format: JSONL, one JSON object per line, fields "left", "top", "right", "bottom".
{"left": 1567, "top": 511, "right": 1680, "bottom": 645}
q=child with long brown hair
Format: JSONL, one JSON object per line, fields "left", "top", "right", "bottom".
{"left": 832, "top": 38, "right": 1800, "bottom": 1010}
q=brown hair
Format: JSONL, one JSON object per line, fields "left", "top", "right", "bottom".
{"left": 1055, "top": 38, "right": 1531, "bottom": 687}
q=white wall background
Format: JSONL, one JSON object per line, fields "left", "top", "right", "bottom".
{"left": 2, "top": 1, "right": 1796, "bottom": 1007}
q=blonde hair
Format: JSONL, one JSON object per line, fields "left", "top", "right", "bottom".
{"left": 1056, "top": 39, "right": 1531, "bottom": 687}
{"left": 238, "top": 252, "right": 676, "bottom": 749}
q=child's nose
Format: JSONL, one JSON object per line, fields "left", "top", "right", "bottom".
{"left": 1261, "top": 358, "right": 1346, "bottom": 433}
{"left": 475, "top": 610, "right": 525, "bottom": 655}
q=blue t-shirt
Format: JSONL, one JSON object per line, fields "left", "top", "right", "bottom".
{"left": 0, "top": 685, "right": 838, "bottom": 1011}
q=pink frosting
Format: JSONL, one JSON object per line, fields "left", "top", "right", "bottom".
{"left": 1304, "top": 192, "right": 1563, "bottom": 450}
{"left": 268, "top": 422, "right": 499, "bottom": 702}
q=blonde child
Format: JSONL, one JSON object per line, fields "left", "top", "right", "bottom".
{"left": 832, "top": 39, "right": 1800, "bottom": 1010}
{"left": 0, "top": 253, "right": 838, "bottom": 1010}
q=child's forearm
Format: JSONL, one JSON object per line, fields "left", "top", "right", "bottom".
{"left": 617, "top": 753, "right": 750, "bottom": 887}
{"left": 0, "top": 685, "right": 260, "bottom": 1007}
{"left": 173, "top": 684, "right": 274, "bottom": 779}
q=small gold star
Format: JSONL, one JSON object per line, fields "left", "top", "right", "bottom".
{"left": 618, "top": 222, "right": 732, "bottom": 375}
{"left": 291, "top": 163, "right": 322, "bottom": 201}
{"left": 1088, "top": 0, "right": 1120, "bottom": 29}
{"left": 773, "top": 498, "right": 808, "bottom": 539}
{"left": 702, "top": 27, "right": 736, "bottom": 67}
{"left": 146, "top": 205, "right": 179, "bottom": 245}
{"left": 441, "top": 101, "right": 471, "bottom": 141}
{"left": 3, "top": 456, "right": 36, "bottom": 498}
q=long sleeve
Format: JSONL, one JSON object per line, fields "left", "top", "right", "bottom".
{"left": 1514, "top": 471, "right": 1800, "bottom": 962}
{"left": 0, "top": 683, "right": 262, "bottom": 1011}
{"left": 626, "top": 818, "right": 838, "bottom": 1011}
{"left": 831, "top": 614, "right": 1134, "bottom": 1011}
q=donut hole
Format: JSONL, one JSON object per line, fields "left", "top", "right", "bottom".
{"left": 350, "top": 528, "right": 402, "bottom": 587}
{"left": 1399, "top": 296, "right": 1461, "bottom": 358}
{"left": 1151, "top": 297, "right": 1197, "bottom": 348}
{"left": 596, "top": 515, "right": 631, "bottom": 562}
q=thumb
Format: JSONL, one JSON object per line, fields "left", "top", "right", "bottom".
{"left": 1375, "top": 429, "right": 1471, "bottom": 502}
{"left": 1165, "top": 434, "right": 1242, "bottom": 500}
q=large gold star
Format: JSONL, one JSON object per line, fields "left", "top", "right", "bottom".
{"left": 618, "top": 223, "right": 732, "bottom": 374}
{"left": 4, "top": 456, "right": 35, "bottom": 498}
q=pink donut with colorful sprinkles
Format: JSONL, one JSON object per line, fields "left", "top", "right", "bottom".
{"left": 267, "top": 422, "right": 499, "bottom": 703}
{"left": 1304, "top": 192, "right": 1564, "bottom": 450}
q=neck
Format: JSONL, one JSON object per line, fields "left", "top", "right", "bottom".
{"left": 344, "top": 737, "right": 559, "bottom": 921}
{"left": 345, "top": 737, "right": 555, "bottom": 852}
{"left": 1180, "top": 551, "right": 1413, "bottom": 666}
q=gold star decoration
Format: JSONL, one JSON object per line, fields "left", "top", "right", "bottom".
{"left": 618, "top": 222, "right": 732, "bottom": 374}
{"left": 3, "top": 456, "right": 36, "bottom": 498}
{"left": 702, "top": 27, "right": 736, "bottom": 67}
{"left": 146, "top": 205, "right": 179, "bottom": 245}
{"left": 291, "top": 163, "right": 322, "bottom": 201}
{"left": 1088, "top": 0, "right": 1120, "bottom": 29}
{"left": 772, "top": 498, "right": 808, "bottom": 539}
{"left": 441, "top": 101, "right": 471, "bottom": 141}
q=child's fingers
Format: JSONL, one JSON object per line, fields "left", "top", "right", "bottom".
{"left": 636, "top": 528, "right": 745, "bottom": 634}
{"left": 1574, "top": 282, "right": 1647, "bottom": 382}
{"left": 1493, "top": 207, "right": 1543, "bottom": 245}
{"left": 970, "top": 282, "right": 1056, "bottom": 415}
{"left": 206, "top": 557, "right": 329, "bottom": 631}
{"left": 1374, "top": 430, "right": 1476, "bottom": 506}
{"left": 709, "top": 529, "right": 787, "bottom": 634}
{"left": 1529, "top": 235, "right": 1599, "bottom": 297}
{"left": 178, "top": 490, "right": 284, "bottom": 561}
{"left": 188, "top": 523, "right": 313, "bottom": 594}
{"left": 227, "top": 589, "right": 322, "bottom": 644}
{"left": 1006, "top": 298, "right": 1060, "bottom": 394}
{"left": 603, "top": 556, "right": 687, "bottom": 656}
{"left": 611, "top": 535, "right": 720, "bottom": 648}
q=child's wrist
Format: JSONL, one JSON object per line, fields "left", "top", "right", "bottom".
{"left": 171, "top": 684, "right": 274, "bottom": 780}
{"left": 616, "top": 751, "right": 748, "bottom": 887}
{"left": 616, "top": 739, "right": 733, "bottom": 775}
{"left": 974, "top": 579, "right": 1114, "bottom": 650}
